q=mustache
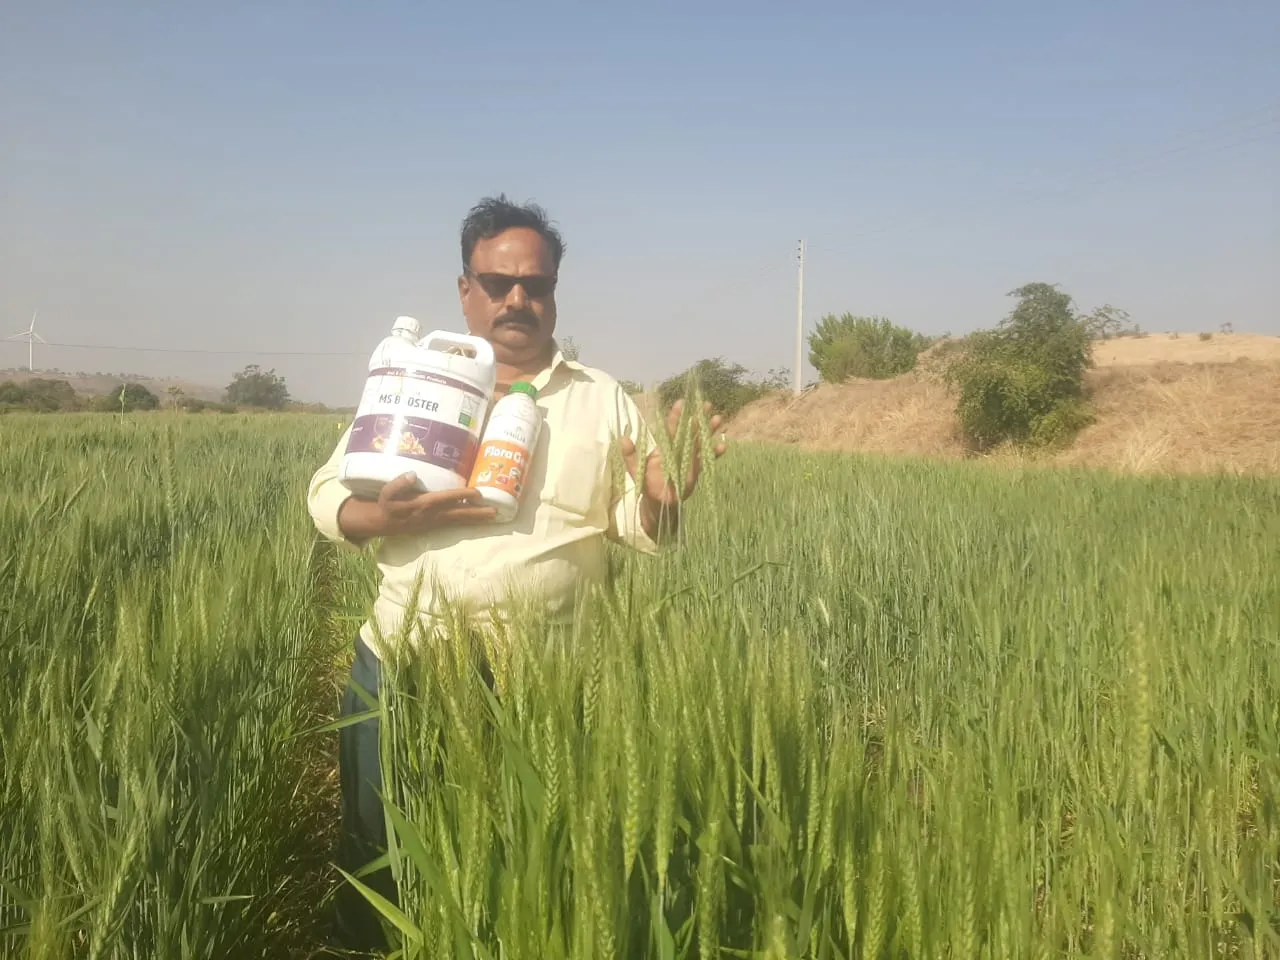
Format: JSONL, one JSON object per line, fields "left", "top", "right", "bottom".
{"left": 495, "top": 311, "right": 538, "bottom": 327}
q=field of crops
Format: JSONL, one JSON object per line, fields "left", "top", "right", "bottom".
{"left": 2, "top": 413, "right": 1278, "bottom": 959}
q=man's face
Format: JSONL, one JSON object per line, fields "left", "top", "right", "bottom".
{"left": 458, "top": 226, "right": 558, "bottom": 364}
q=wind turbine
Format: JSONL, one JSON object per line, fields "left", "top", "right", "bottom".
{"left": 5, "top": 311, "right": 47, "bottom": 372}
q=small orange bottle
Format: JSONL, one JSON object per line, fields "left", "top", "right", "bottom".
{"left": 468, "top": 382, "right": 541, "bottom": 522}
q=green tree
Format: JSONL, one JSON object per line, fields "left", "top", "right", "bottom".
{"left": 945, "top": 282, "right": 1094, "bottom": 450}
{"left": 1081, "top": 304, "right": 1132, "bottom": 340}
{"left": 95, "top": 382, "right": 160, "bottom": 413}
{"left": 225, "top": 365, "right": 290, "bottom": 410}
{"left": 558, "top": 336, "right": 580, "bottom": 361}
{"left": 0, "top": 378, "right": 79, "bottom": 412}
{"left": 656, "top": 357, "right": 769, "bottom": 419}
{"left": 759, "top": 367, "right": 791, "bottom": 391}
{"left": 617, "top": 379, "right": 644, "bottom": 395}
{"left": 807, "top": 314, "right": 930, "bottom": 383}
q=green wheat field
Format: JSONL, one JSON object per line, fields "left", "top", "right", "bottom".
{"left": 2, "top": 413, "right": 1277, "bottom": 959}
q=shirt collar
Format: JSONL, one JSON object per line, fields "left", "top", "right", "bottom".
{"left": 529, "top": 341, "right": 582, "bottom": 392}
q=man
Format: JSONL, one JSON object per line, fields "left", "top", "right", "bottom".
{"left": 306, "top": 195, "right": 726, "bottom": 948}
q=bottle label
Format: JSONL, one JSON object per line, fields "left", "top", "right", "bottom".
{"left": 345, "top": 367, "right": 488, "bottom": 473}
{"left": 469, "top": 405, "right": 539, "bottom": 500}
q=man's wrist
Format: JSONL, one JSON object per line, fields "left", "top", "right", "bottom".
{"left": 338, "top": 496, "right": 391, "bottom": 543}
{"left": 640, "top": 492, "right": 681, "bottom": 538}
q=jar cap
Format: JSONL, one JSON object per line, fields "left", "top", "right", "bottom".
{"left": 392, "top": 315, "right": 421, "bottom": 337}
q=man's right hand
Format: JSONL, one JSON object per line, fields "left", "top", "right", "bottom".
{"left": 337, "top": 473, "right": 498, "bottom": 542}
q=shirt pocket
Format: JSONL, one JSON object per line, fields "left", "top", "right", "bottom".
{"left": 542, "top": 436, "right": 608, "bottom": 520}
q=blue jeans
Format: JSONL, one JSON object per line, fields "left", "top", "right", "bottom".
{"left": 334, "top": 635, "right": 396, "bottom": 951}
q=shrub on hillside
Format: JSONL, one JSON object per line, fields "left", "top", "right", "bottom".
{"left": 225, "top": 364, "right": 290, "bottom": 410}
{"left": 0, "top": 378, "right": 80, "bottom": 412}
{"left": 1081, "top": 303, "right": 1136, "bottom": 340}
{"left": 93, "top": 382, "right": 160, "bottom": 413}
{"left": 656, "top": 358, "right": 773, "bottom": 419}
{"left": 945, "top": 283, "right": 1094, "bottom": 450}
{"left": 180, "top": 397, "right": 238, "bottom": 414}
{"left": 808, "top": 314, "right": 931, "bottom": 384}
{"left": 558, "top": 336, "right": 580, "bottom": 361}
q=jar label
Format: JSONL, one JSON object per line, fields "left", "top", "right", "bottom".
{"left": 345, "top": 368, "right": 488, "bottom": 472}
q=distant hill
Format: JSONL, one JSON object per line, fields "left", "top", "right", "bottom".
{"left": 0, "top": 369, "right": 225, "bottom": 403}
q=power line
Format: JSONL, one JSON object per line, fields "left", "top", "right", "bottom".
{"left": 7, "top": 262, "right": 801, "bottom": 367}
{"left": 997, "top": 103, "right": 1280, "bottom": 198}
{"left": 787, "top": 109, "right": 1278, "bottom": 385}
{"left": 8, "top": 105, "right": 1276, "bottom": 374}
{"left": 14, "top": 340, "right": 366, "bottom": 359}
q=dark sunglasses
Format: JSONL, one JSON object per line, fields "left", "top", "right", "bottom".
{"left": 467, "top": 271, "right": 557, "bottom": 300}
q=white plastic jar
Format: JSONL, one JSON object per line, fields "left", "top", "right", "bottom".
{"left": 339, "top": 320, "right": 497, "bottom": 498}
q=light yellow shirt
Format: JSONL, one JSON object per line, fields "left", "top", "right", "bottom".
{"left": 307, "top": 349, "right": 664, "bottom": 657}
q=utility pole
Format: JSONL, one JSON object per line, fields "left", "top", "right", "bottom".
{"left": 793, "top": 239, "right": 806, "bottom": 396}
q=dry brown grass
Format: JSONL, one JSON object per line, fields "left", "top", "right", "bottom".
{"left": 1091, "top": 332, "right": 1280, "bottom": 367}
{"left": 729, "top": 372, "right": 963, "bottom": 460}
{"left": 1056, "top": 359, "right": 1280, "bottom": 476}
{"left": 727, "top": 334, "right": 1280, "bottom": 477}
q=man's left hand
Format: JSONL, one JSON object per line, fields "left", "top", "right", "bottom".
{"left": 619, "top": 399, "right": 728, "bottom": 514}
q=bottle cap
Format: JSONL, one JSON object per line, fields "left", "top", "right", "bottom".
{"left": 392, "top": 315, "right": 421, "bottom": 337}
{"left": 509, "top": 381, "right": 538, "bottom": 398}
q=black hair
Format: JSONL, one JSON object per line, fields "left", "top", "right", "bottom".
{"left": 460, "top": 194, "right": 566, "bottom": 273}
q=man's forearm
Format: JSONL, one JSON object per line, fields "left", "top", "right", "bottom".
{"left": 337, "top": 496, "right": 388, "bottom": 544}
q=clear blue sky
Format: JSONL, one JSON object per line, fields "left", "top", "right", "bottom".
{"left": 2, "top": 1, "right": 1277, "bottom": 403}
